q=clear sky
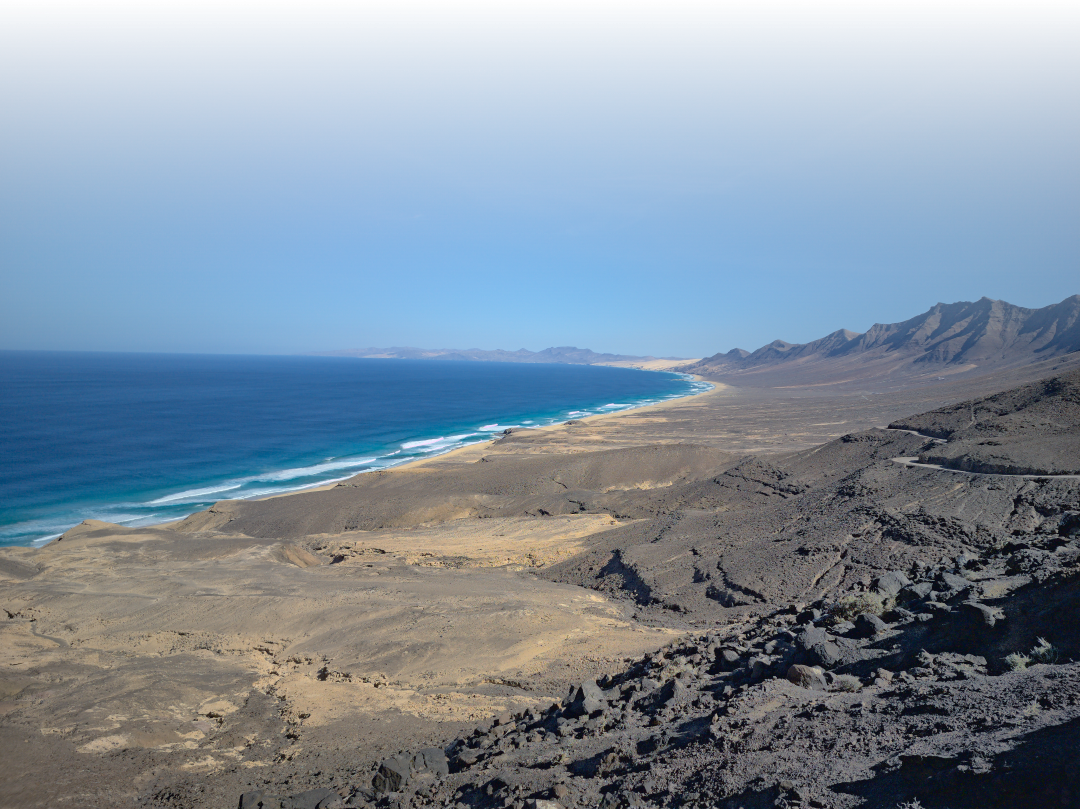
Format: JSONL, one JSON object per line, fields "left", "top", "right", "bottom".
{"left": 1, "top": 0, "right": 1077, "bottom": 358}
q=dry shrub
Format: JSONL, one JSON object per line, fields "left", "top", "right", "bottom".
{"left": 827, "top": 592, "right": 891, "bottom": 623}
{"left": 1004, "top": 652, "right": 1031, "bottom": 671}
{"left": 1030, "top": 637, "right": 1060, "bottom": 664}
{"left": 830, "top": 674, "right": 862, "bottom": 692}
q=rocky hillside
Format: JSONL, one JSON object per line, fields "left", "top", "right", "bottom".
{"left": 686, "top": 295, "right": 1080, "bottom": 387}
{"left": 890, "top": 368, "right": 1080, "bottom": 475}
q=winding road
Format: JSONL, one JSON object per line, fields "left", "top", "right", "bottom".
{"left": 884, "top": 428, "right": 1080, "bottom": 480}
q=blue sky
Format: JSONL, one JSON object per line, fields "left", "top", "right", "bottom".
{"left": 1, "top": 0, "right": 1077, "bottom": 358}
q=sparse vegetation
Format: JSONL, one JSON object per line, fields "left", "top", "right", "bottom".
{"left": 1005, "top": 652, "right": 1031, "bottom": 671}
{"left": 827, "top": 592, "right": 891, "bottom": 623}
{"left": 1030, "top": 637, "right": 1060, "bottom": 664}
{"left": 830, "top": 674, "right": 862, "bottom": 692}
{"left": 1006, "top": 638, "right": 1062, "bottom": 671}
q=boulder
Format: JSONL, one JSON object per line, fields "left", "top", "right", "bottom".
{"left": 639, "top": 677, "right": 690, "bottom": 713}
{"left": 960, "top": 600, "right": 1005, "bottom": 629}
{"left": 955, "top": 552, "right": 977, "bottom": 569}
{"left": 795, "top": 627, "right": 829, "bottom": 651}
{"left": 937, "top": 571, "right": 974, "bottom": 598}
{"left": 898, "top": 582, "right": 934, "bottom": 602}
{"left": 1006, "top": 548, "right": 1053, "bottom": 574}
{"left": 873, "top": 570, "right": 912, "bottom": 598}
{"left": 373, "top": 757, "right": 411, "bottom": 794}
{"left": 665, "top": 678, "right": 691, "bottom": 706}
{"left": 786, "top": 664, "right": 828, "bottom": 690}
{"left": 566, "top": 679, "right": 608, "bottom": 717}
{"left": 806, "top": 640, "right": 844, "bottom": 669}
{"left": 852, "top": 613, "right": 889, "bottom": 638}
{"left": 747, "top": 656, "right": 771, "bottom": 681}
{"left": 716, "top": 648, "right": 742, "bottom": 670}
{"left": 412, "top": 747, "right": 450, "bottom": 777}
{"left": 452, "top": 748, "right": 480, "bottom": 770}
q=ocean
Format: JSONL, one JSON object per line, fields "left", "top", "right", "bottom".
{"left": 0, "top": 351, "right": 706, "bottom": 548}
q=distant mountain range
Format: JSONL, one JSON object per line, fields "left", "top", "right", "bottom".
{"left": 313, "top": 346, "right": 683, "bottom": 365}
{"left": 684, "top": 295, "right": 1080, "bottom": 386}
{"left": 317, "top": 296, "right": 1080, "bottom": 386}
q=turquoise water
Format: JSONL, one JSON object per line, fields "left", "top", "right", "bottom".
{"left": 0, "top": 352, "right": 707, "bottom": 547}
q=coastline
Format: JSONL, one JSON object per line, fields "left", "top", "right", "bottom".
{"left": 19, "top": 365, "right": 708, "bottom": 542}
{"left": 385, "top": 373, "right": 720, "bottom": 472}
{"left": 167, "top": 373, "right": 718, "bottom": 512}
{"left": 3, "top": 361, "right": 706, "bottom": 549}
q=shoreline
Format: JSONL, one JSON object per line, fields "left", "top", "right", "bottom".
{"left": 25, "top": 369, "right": 713, "bottom": 542}
{"left": 193, "top": 373, "right": 719, "bottom": 507}
{"left": 145, "top": 373, "right": 717, "bottom": 528}
{"left": 385, "top": 373, "right": 721, "bottom": 473}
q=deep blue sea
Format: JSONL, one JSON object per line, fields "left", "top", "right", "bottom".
{"left": 0, "top": 352, "right": 706, "bottom": 548}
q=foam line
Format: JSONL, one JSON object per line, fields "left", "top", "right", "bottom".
{"left": 253, "top": 457, "right": 378, "bottom": 482}
{"left": 150, "top": 483, "right": 243, "bottom": 504}
{"left": 402, "top": 434, "right": 477, "bottom": 450}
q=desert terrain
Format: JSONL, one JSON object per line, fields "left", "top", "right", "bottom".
{"left": 1, "top": 336, "right": 1079, "bottom": 808}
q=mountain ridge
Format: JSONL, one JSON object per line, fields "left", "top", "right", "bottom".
{"left": 686, "top": 294, "right": 1080, "bottom": 386}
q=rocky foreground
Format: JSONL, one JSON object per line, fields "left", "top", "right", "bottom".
{"left": 220, "top": 372, "right": 1080, "bottom": 809}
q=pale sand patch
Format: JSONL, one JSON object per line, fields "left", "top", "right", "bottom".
{"left": 596, "top": 359, "right": 699, "bottom": 371}
{"left": 312, "top": 514, "right": 626, "bottom": 570}
{"left": 0, "top": 521, "right": 678, "bottom": 766}
{"left": 78, "top": 734, "right": 128, "bottom": 754}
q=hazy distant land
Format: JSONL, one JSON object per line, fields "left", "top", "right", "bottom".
{"left": 311, "top": 346, "right": 690, "bottom": 366}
